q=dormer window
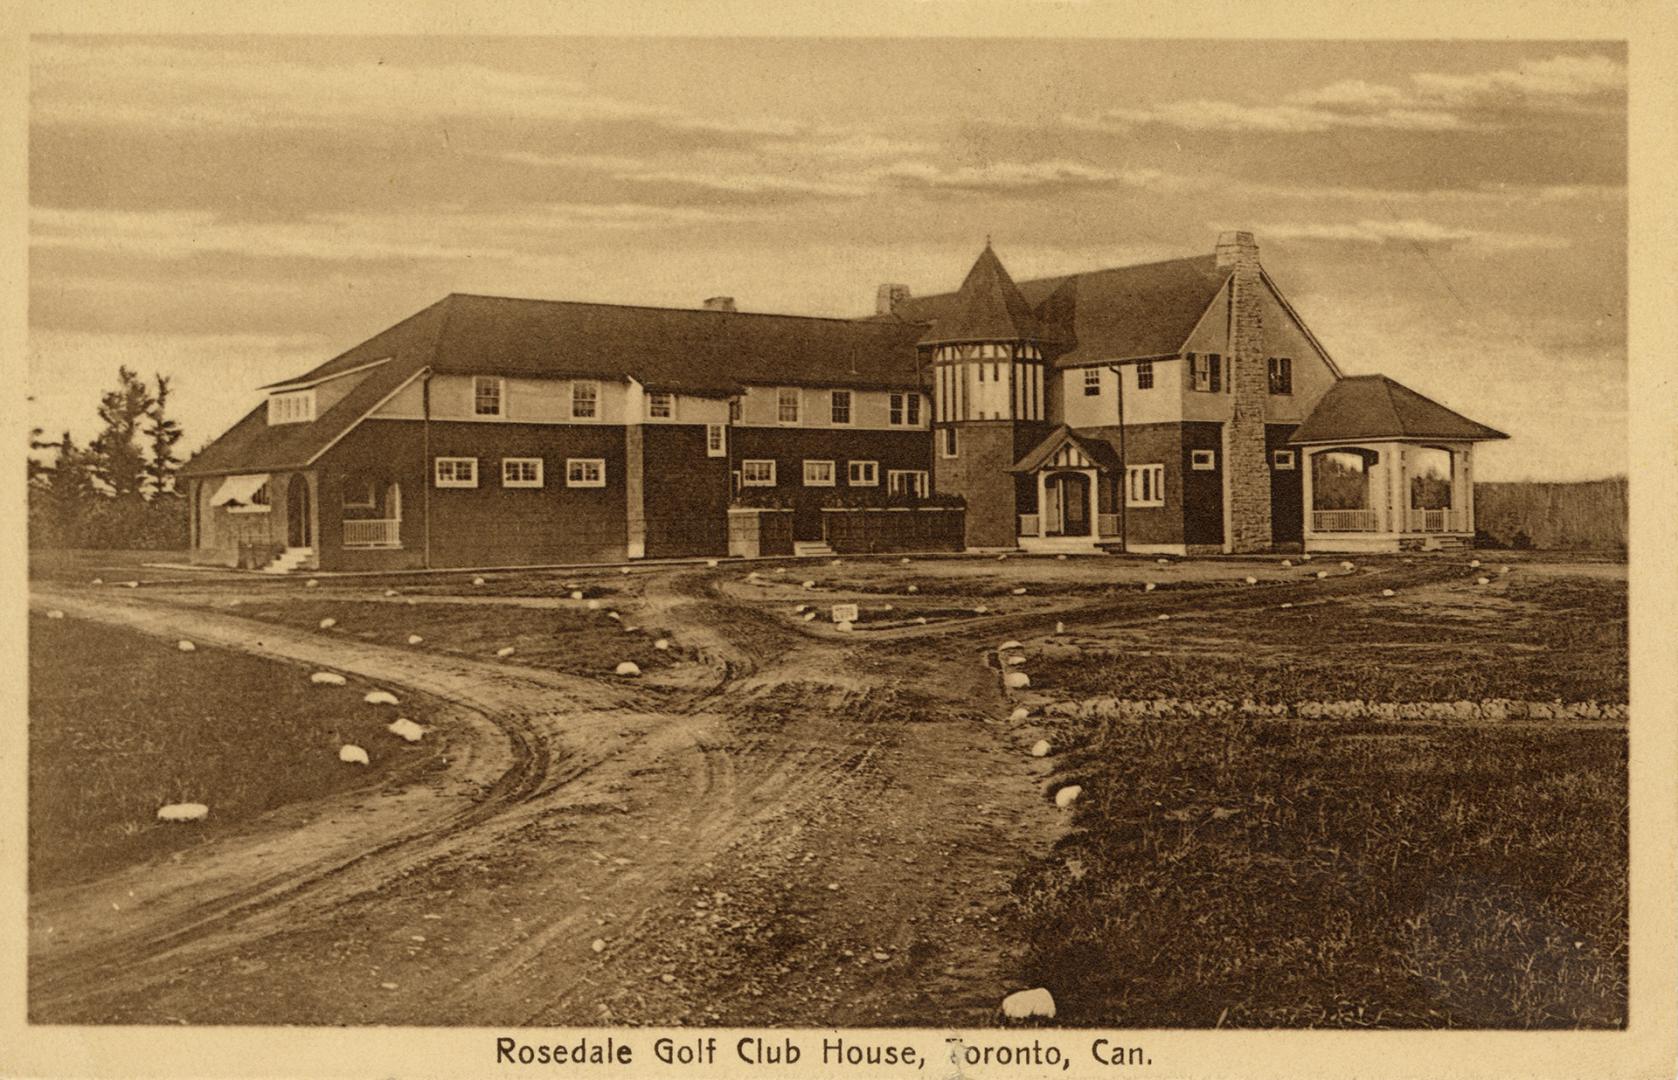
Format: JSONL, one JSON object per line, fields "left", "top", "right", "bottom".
{"left": 267, "top": 390, "right": 316, "bottom": 425}
{"left": 474, "top": 376, "right": 505, "bottom": 417}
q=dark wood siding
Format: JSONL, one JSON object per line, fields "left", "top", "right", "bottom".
{"left": 638, "top": 425, "right": 731, "bottom": 558}
{"left": 732, "top": 426, "right": 934, "bottom": 542}
{"left": 1267, "top": 423, "right": 1303, "bottom": 545}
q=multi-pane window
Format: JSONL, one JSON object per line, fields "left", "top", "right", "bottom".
{"left": 906, "top": 393, "right": 921, "bottom": 425}
{"left": 802, "top": 459, "right": 836, "bottom": 487}
{"left": 1268, "top": 357, "right": 1293, "bottom": 395}
{"left": 889, "top": 392, "right": 924, "bottom": 425}
{"left": 267, "top": 390, "right": 316, "bottom": 425}
{"left": 646, "top": 392, "right": 674, "bottom": 419}
{"left": 1136, "top": 361, "right": 1154, "bottom": 390}
{"left": 434, "top": 457, "right": 478, "bottom": 488}
{"left": 741, "top": 459, "right": 776, "bottom": 486}
{"left": 887, "top": 469, "right": 929, "bottom": 498}
{"left": 847, "top": 460, "right": 878, "bottom": 486}
{"left": 571, "top": 381, "right": 599, "bottom": 419}
{"left": 706, "top": 423, "right": 727, "bottom": 457}
{"left": 777, "top": 387, "right": 801, "bottom": 424}
{"left": 1273, "top": 449, "right": 1297, "bottom": 470}
{"left": 502, "top": 458, "right": 543, "bottom": 488}
{"left": 1191, "top": 353, "right": 1222, "bottom": 393}
{"left": 1125, "top": 463, "right": 1165, "bottom": 507}
{"left": 941, "top": 427, "right": 958, "bottom": 458}
{"left": 565, "top": 458, "right": 605, "bottom": 488}
{"left": 729, "top": 398, "right": 743, "bottom": 422}
{"left": 1083, "top": 368, "right": 1101, "bottom": 396}
{"left": 474, "top": 376, "right": 504, "bottom": 417}
{"left": 830, "top": 390, "right": 852, "bottom": 425}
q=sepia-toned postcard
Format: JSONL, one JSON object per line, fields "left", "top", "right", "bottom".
{"left": 3, "top": 2, "right": 1675, "bottom": 1078}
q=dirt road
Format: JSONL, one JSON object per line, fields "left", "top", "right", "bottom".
{"left": 28, "top": 565, "right": 1072, "bottom": 1026}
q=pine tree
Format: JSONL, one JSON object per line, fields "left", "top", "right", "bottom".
{"left": 143, "top": 373, "right": 184, "bottom": 497}
{"left": 88, "top": 367, "right": 155, "bottom": 499}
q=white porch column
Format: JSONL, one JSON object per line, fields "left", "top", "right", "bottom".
{"left": 1462, "top": 446, "right": 1475, "bottom": 534}
{"left": 1301, "top": 448, "right": 1315, "bottom": 540}
{"left": 1036, "top": 470, "right": 1049, "bottom": 535}
{"left": 1086, "top": 468, "right": 1099, "bottom": 537}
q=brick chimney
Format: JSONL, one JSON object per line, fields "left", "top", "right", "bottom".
{"left": 1217, "top": 230, "right": 1272, "bottom": 553}
{"left": 703, "top": 296, "right": 736, "bottom": 312}
{"left": 875, "top": 283, "right": 911, "bottom": 316}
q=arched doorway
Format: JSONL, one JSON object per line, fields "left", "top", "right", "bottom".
{"left": 286, "top": 474, "right": 313, "bottom": 548}
{"left": 1044, "top": 471, "right": 1092, "bottom": 536}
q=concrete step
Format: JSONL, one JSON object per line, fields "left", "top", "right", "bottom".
{"left": 792, "top": 541, "right": 835, "bottom": 557}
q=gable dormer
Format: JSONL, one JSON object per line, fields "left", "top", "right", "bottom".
{"left": 261, "top": 356, "right": 393, "bottom": 426}
{"left": 267, "top": 388, "right": 316, "bottom": 425}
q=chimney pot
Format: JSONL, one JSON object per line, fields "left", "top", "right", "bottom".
{"left": 876, "top": 283, "right": 911, "bottom": 316}
{"left": 1215, "top": 230, "right": 1259, "bottom": 271}
{"left": 703, "top": 296, "right": 736, "bottom": 312}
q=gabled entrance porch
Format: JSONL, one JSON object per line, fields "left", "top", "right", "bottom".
{"left": 1010, "top": 426, "right": 1122, "bottom": 553}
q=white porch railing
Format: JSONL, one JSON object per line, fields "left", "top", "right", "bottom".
{"left": 1311, "top": 509, "right": 1379, "bottom": 533}
{"left": 343, "top": 518, "right": 402, "bottom": 548}
{"left": 1018, "top": 514, "right": 1041, "bottom": 538}
{"left": 1097, "top": 513, "right": 1120, "bottom": 538}
{"left": 1406, "top": 507, "right": 1468, "bottom": 533}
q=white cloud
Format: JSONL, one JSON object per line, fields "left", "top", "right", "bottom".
{"left": 1247, "top": 217, "right": 1570, "bottom": 252}
{"left": 1070, "top": 51, "right": 1623, "bottom": 135}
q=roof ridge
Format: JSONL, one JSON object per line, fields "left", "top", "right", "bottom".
{"left": 446, "top": 291, "right": 908, "bottom": 328}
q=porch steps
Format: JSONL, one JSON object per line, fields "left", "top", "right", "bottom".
{"left": 792, "top": 540, "right": 836, "bottom": 558}
{"left": 261, "top": 546, "right": 314, "bottom": 574}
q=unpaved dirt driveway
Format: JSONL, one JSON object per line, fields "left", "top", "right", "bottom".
{"left": 29, "top": 565, "right": 1075, "bottom": 1026}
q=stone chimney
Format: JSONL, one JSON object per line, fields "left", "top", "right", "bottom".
{"left": 1218, "top": 230, "right": 1272, "bottom": 553}
{"left": 875, "top": 283, "right": 911, "bottom": 316}
{"left": 703, "top": 296, "right": 736, "bottom": 312}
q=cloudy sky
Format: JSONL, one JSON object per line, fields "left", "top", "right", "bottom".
{"left": 29, "top": 37, "right": 1625, "bottom": 480}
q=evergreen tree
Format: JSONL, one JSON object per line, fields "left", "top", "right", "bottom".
{"left": 88, "top": 367, "right": 154, "bottom": 499}
{"left": 143, "top": 373, "right": 184, "bottom": 497}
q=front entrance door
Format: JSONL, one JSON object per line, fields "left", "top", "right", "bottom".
{"left": 287, "top": 475, "right": 312, "bottom": 548}
{"left": 1046, "top": 472, "right": 1091, "bottom": 537}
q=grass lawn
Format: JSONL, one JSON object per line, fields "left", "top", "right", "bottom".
{"left": 237, "top": 599, "right": 686, "bottom": 676}
{"left": 1013, "top": 716, "right": 1627, "bottom": 1028}
{"left": 29, "top": 613, "right": 444, "bottom": 890}
{"left": 1026, "top": 574, "right": 1627, "bottom": 704}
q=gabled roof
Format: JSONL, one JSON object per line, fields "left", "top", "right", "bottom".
{"left": 893, "top": 254, "right": 1232, "bottom": 367}
{"left": 1009, "top": 425, "right": 1124, "bottom": 474}
{"left": 180, "top": 292, "right": 929, "bottom": 478}
{"left": 918, "top": 244, "right": 1041, "bottom": 346}
{"left": 1289, "top": 375, "right": 1509, "bottom": 445}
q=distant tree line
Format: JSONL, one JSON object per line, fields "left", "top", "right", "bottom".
{"left": 1474, "top": 478, "right": 1628, "bottom": 553}
{"left": 29, "top": 367, "right": 191, "bottom": 549}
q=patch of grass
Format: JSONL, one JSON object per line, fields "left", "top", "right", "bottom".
{"left": 238, "top": 599, "right": 685, "bottom": 676}
{"left": 29, "top": 614, "right": 442, "bottom": 890}
{"left": 1029, "top": 575, "right": 1627, "bottom": 704}
{"left": 1013, "top": 717, "right": 1627, "bottom": 1028}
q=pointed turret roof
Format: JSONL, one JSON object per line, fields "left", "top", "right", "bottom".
{"left": 918, "top": 243, "right": 1041, "bottom": 346}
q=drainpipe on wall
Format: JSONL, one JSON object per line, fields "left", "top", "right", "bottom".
{"left": 421, "top": 369, "right": 433, "bottom": 569}
{"left": 1109, "top": 363, "right": 1127, "bottom": 554}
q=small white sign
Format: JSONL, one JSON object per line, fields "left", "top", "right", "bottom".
{"left": 831, "top": 603, "right": 859, "bottom": 624}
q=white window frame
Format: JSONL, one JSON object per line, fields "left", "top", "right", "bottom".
{"left": 434, "top": 457, "right": 478, "bottom": 489}
{"left": 777, "top": 387, "right": 801, "bottom": 425}
{"left": 1268, "top": 356, "right": 1294, "bottom": 396}
{"left": 646, "top": 391, "right": 675, "bottom": 420}
{"left": 267, "top": 390, "right": 316, "bottom": 426}
{"left": 571, "top": 380, "right": 600, "bottom": 420}
{"left": 473, "top": 376, "right": 505, "bottom": 418}
{"left": 847, "top": 460, "right": 879, "bottom": 487}
{"left": 1273, "top": 449, "right": 1297, "bottom": 471}
{"left": 1083, "top": 367, "right": 1101, "bottom": 396}
{"left": 1126, "top": 463, "right": 1165, "bottom": 508}
{"left": 343, "top": 477, "right": 377, "bottom": 509}
{"left": 706, "top": 423, "right": 727, "bottom": 457}
{"left": 889, "top": 393, "right": 906, "bottom": 426}
{"left": 887, "top": 469, "right": 928, "bottom": 498}
{"left": 803, "top": 459, "right": 836, "bottom": 487}
{"left": 1191, "top": 449, "right": 1217, "bottom": 471}
{"left": 502, "top": 457, "right": 544, "bottom": 488}
{"left": 1136, "top": 360, "right": 1154, "bottom": 390}
{"left": 830, "top": 390, "right": 853, "bottom": 426}
{"left": 741, "top": 459, "right": 777, "bottom": 487}
{"left": 565, "top": 458, "right": 605, "bottom": 488}
{"left": 728, "top": 398, "right": 742, "bottom": 422}
{"left": 941, "top": 427, "right": 958, "bottom": 458}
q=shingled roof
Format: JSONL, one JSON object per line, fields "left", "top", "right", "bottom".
{"left": 917, "top": 243, "right": 1042, "bottom": 346}
{"left": 1289, "top": 375, "right": 1509, "bottom": 445}
{"left": 181, "top": 292, "right": 928, "bottom": 478}
{"left": 892, "top": 253, "right": 1232, "bottom": 367}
